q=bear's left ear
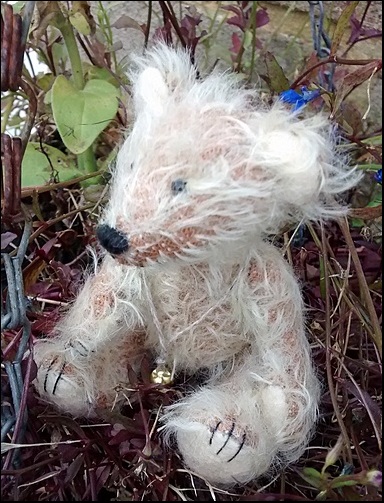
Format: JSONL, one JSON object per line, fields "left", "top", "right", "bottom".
{"left": 134, "top": 67, "right": 170, "bottom": 117}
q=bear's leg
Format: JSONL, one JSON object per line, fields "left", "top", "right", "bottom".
{"left": 33, "top": 256, "right": 145, "bottom": 416}
{"left": 164, "top": 249, "right": 320, "bottom": 486}
{"left": 34, "top": 329, "right": 146, "bottom": 416}
{"left": 162, "top": 349, "right": 319, "bottom": 487}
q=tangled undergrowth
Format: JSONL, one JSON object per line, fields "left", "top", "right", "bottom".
{"left": 1, "top": 1, "right": 382, "bottom": 501}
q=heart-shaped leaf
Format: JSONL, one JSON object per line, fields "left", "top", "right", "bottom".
{"left": 22, "top": 142, "right": 80, "bottom": 188}
{"left": 52, "top": 76, "right": 119, "bottom": 155}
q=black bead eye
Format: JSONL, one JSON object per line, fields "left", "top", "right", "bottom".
{"left": 171, "top": 179, "right": 187, "bottom": 194}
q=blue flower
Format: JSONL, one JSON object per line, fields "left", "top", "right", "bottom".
{"left": 279, "top": 86, "right": 321, "bottom": 111}
{"left": 374, "top": 168, "right": 382, "bottom": 184}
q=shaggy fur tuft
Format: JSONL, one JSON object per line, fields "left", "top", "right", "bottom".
{"left": 33, "top": 44, "right": 360, "bottom": 486}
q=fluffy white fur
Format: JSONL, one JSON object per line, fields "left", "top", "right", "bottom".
{"left": 33, "top": 44, "right": 360, "bottom": 486}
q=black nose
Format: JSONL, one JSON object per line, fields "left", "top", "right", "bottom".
{"left": 96, "top": 224, "right": 129, "bottom": 255}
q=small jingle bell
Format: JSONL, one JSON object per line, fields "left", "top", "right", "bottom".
{"left": 150, "top": 365, "right": 172, "bottom": 385}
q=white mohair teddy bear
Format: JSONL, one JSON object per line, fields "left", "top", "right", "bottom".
{"left": 33, "top": 44, "right": 360, "bottom": 486}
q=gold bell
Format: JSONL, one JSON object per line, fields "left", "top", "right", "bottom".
{"left": 150, "top": 365, "right": 172, "bottom": 385}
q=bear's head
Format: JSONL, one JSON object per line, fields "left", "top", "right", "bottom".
{"left": 97, "top": 44, "right": 359, "bottom": 267}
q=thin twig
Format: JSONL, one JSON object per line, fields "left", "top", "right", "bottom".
{"left": 339, "top": 217, "right": 382, "bottom": 358}
{"left": 144, "top": 0, "right": 153, "bottom": 49}
{"left": 320, "top": 223, "right": 354, "bottom": 465}
{"left": 290, "top": 55, "right": 382, "bottom": 89}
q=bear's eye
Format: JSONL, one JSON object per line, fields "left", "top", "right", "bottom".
{"left": 171, "top": 179, "right": 187, "bottom": 194}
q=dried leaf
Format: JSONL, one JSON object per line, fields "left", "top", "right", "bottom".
{"left": 337, "top": 378, "right": 382, "bottom": 427}
{"left": 95, "top": 465, "right": 112, "bottom": 494}
{"left": 331, "top": 60, "right": 381, "bottom": 117}
{"left": 111, "top": 15, "right": 145, "bottom": 32}
{"left": 339, "top": 101, "right": 364, "bottom": 136}
{"left": 1, "top": 232, "right": 17, "bottom": 249}
{"left": 18, "top": 470, "right": 62, "bottom": 488}
{"left": 230, "top": 32, "right": 243, "bottom": 54}
{"left": 348, "top": 13, "right": 382, "bottom": 44}
{"left": 255, "top": 7, "right": 269, "bottom": 28}
{"left": 29, "top": 0, "right": 62, "bottom": 43}
{"left": 349, "top": 205, "right": 382, "bottom": 220}
{"left": 64, "top": 454, "right": 85, "bottom": 484}
{"left": 23, "top": 257, "right": 50, "bottom": 294}
{"left": 179, "top": 6, "right": 206, "bottom": 54}
{"left": 1, "top": 439, "right": 82, "bottom": 454}
{"left": 225, "top": 5, "right": 246, "bottom": 31}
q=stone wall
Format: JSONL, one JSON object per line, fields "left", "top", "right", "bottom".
{"left": 92, "top": 1, "right": 382, "bottom": 127}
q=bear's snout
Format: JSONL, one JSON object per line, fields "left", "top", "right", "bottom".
{"left": 96, "top": 224, "right": 129, "bottom": 255}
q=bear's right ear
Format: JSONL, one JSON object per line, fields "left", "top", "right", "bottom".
{"left": 134, "top": 67, "right": 170, "bottom": 117}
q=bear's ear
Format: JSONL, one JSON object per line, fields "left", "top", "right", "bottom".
{"left": 230, "top": 106, "right": 361, "bottom": 227}
{"left": 134, "top": 67, "right": 170, "bottom": 117}
{"left": 131, "top": 44, "right": 197, "bottom": 118}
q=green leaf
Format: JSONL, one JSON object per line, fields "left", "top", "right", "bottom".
{"left": 367, "top": 193, "right": 382, "bottom": 208}
{"left": 52, "top": 76, "right": 119, "bottom": 155}
{"left": 69, "top": 1, "right": 95, "bottom": 35}
{"left": 37, "top": 73, "right": 55, "bottom": 92}
{"left": 22, "top": 142, "right": 80, "bottom": 188}
{"left": 322, "top": 434, "right": 344, "bottom": 473}
{"left": 330, "top": 478, "right": 359, "bottom": 489}
{"left": 338, "top": 486, "right": 363, "bottom": 501}
{"left": 51, "top": 39, "right": 68, "bottom": 68}
{"left": 357, "top": 163, "right": 382, "bottom": 172}
{"left": 7, "top": 114, "right": 24, "bottom": 128}
{"left": 302, "top": 467, "right": 323, "bottom": 479}
{"left": 10, "top": 2, "right": 26, "bottom": 14}
{"left": 259, "top": 52, "right": 290, "bottom": 93}
{"left": 350, "top": 218, "right": 365, "bottom": 228}
{"left": 85, "top": 65, "right": 120, "bottom": 87}
{"left": 243, "top": 30, "right": 253, "bottom": 50}
{"left": 299, "top": 467, "right": 325, "bottom": 489}
{"left": 331, "top": 1, "right": 359, "bottom": 55}
{"left": 44, "top": 88, "right": 53, "bottom": 105}
{"left": 361, "top": 135, "right": 382, "bottom": 146}
{"left": 69, "top": 10, "right": 91, "bottom": 35}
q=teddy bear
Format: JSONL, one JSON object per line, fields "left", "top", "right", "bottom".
{"left": 33, "top": 43, "right": 360, "bottom": 486}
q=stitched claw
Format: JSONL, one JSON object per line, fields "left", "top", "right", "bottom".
{"left": 227, "top": 432, "right": 246, "bottom": 462}
{"left": 52, "top": 362, "right": 66, "bottom": 395}
{"left": 44, "top": 358, "right": 67, "bottom": 395}
{"left": 66, "top": 340, "right": 91, "bottom": 358}
{"left": 209, "top": 420, "right": 222, "bottom": 445}
{"left": 209, "top": 420, "right": 247, "bottom": 462}
{"left": 216, "top": 421, "right": 235, "bottom": 455}
{"left": 44, "top": 357, "right": 58, "bottom": 392}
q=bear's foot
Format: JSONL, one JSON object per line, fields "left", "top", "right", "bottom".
{"left": 175, "top": 416, "right": 272, "bottom": 486}
{"left": 161, "top": 386, "right": 276, "bottom": 486}
{"left": 34, "top": 343, "right": 96, "bottom": 417}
